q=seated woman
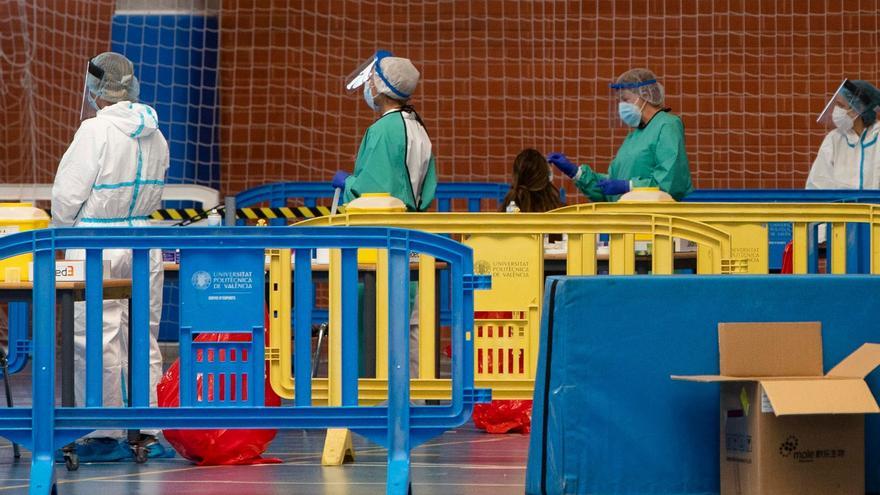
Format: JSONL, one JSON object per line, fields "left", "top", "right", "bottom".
{"left": 500, "top": 148, "right": 563, "bottom": 212}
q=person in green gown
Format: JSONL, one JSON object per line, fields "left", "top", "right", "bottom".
{"left": 333, "top": 51, "right": 437, "bottom": 211}
{"left": 548, "top": 68, "right": 693, "bottom": 201}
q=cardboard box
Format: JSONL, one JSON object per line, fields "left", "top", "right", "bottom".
{"left": 28, "top": 260, "right": 111, "bottom": 282}
{"left": 673, "top": 322, "right": 880, "bottom": 495}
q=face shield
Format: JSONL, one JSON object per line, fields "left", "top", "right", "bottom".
{"left": 344, "top": 50, "right": 392, "bottom": 93}
{"left": 80, "top": 59, "right": 104, "bottom": 121}
{"left": 609, "top": 79, "right": 655, "bottom": 127}
{"left": 817, "top": 79, "right": 878, "bottom": 129}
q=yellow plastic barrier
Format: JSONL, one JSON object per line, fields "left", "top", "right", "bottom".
{"left": 552, "top": 202, "right": 880, "bottom": 274}
{"left": 286, "top": 211, "right": 741, "bottom": 401}
{"left": 267, "top": 248, "right": 296, "bottom": 400}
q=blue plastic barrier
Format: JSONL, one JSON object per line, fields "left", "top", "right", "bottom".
{"left": 235, "top": 182, "right": 331, "bottom": 209}
{"left": 526, "top": 275, "right": 880, "bottom": 494}
{"left": 685, "top": 189, "right": 880, "bottom": 272}
{"left": 435, "top": 183, "right": 509, "bottom": 212}
{"left": 0, "top": 226, "right": 489, "bottom": 495}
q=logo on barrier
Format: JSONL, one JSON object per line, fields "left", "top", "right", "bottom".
{"left": 180, "top": 249, "right": 264, "bottom": 332}
{"left": 191, "top": 271, "right": 212, "bottom": 290}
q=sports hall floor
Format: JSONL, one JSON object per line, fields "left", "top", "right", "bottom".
{"left": 0, "top": 365, "right": 528, "bottom": 494}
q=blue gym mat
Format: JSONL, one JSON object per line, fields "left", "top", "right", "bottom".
{"left": 527, "top": 275, "right": 880, "bottom": 495}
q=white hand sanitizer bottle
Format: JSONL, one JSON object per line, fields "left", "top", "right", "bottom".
{"left": 206, "top": 209, "right": 222, "bottom": 226}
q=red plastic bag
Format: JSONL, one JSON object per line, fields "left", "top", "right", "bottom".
{"left": 157, "top": 326, "right": 282, "bottom": 465}
{"left": 781, "top": 241, "right": 793, "bottom": 274}
{"left": 472, "top": 400, "right": 532, "bottom": 434}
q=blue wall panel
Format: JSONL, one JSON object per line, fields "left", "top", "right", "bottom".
{"left": 110, "top": 14, "right": 219, "bottom": 190}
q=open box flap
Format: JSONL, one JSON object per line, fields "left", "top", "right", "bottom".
{"left": 827, "top": 343, "right": 880, "bottom": 379}
{"left": 760, "top": 378, "right": 880, "bottom": 415}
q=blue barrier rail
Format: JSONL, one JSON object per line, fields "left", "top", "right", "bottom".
{"left": 686, "top": 189, "right": 880, "bottom": 203}
{"left": 0, "top": 226, "right": 489, "bottom": 495}
{"left": 686, "top": 189, "right": 880, "bottom": 272}
{"left": 234, "top": 181, "right": 517, "bottom": 212}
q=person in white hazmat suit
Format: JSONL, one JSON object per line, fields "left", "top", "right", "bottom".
{"left": 808, "top": 79, "right": 880, "bottom": 189}
{"left": 51, "top": 52, "right": 172, "bottom": 461}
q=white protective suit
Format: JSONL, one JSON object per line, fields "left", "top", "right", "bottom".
{"left": 52, "top": 101, "right": 168, "bottom": 438}
{"left": 806, "top": 123, "right": 880, "bottom": 189}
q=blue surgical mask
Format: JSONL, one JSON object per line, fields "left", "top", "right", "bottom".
{"left": 618, "top": 101, "right": 643, "bottom": 127}
{"left": 363, "top": 83, "right": 378, "bottom": 112}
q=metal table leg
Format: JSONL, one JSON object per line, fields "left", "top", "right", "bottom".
{"left": 60, "top": 291, "right": 79, "bottom": 469}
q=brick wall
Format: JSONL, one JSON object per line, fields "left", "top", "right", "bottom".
{"left": 218, "top": 1, "right": 880, "bottom": 197}
{"left": 0, "top": 0, "right": 114, "bottom": 184}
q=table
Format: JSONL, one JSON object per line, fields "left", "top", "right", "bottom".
{"left": 543, "top": 250, "right": 699, "bottom": 275}
{"left": 0, "top": 279, "right": 132, "bottom": 409}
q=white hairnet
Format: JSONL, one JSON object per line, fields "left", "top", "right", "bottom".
{"left": 613, "top": 68, "right": 664, "bottom": 107}
{"left": 87, "top": 52, "right": 140, "bottom": 103}
{"left": 372, "top": 57, "right": 420, "bottom": 101}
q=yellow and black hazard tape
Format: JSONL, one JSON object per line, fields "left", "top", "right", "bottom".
{"left": 149, "top": 205, "right": 340, "bottom": 222}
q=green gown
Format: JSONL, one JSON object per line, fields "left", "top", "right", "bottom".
{"left": 343, "top": 110, "right": 437, "bottom": 211}
{"left": 574, "top": 110, "right": 694, "bottom": 201}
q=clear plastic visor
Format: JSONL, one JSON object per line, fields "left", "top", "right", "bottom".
{"left": 79, "top": 60, "right": 102, "bottom": 121}
{"left": 817, "top": 79, "right": 877, "bottom": 127}
{"left": 344, "top": 50, "right": 392, "bottom": 93}
{"left": 344, "top": 58, "right": 377, "bottom": 94}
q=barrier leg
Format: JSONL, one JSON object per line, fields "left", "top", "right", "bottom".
{"left": 30, "top": 248, "right": 56, "bottom": 495}
{"left": 386, "top": 246, "right": 411, "bottom": 495}
{"left": 323, "top": 249, "right": 356, "bottom": 465}
{"left": 322, "top": 428, "right": 355, "bottom": 465}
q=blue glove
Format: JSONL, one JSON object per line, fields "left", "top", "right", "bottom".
{"left": 598, "top": 178, "right": 630, "bottom": 196}
{"left": 331, "top": 170, "right": 350, "bottom": 189}
{"left": 547, "top": 152, "right": 578, "bottom": 179}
